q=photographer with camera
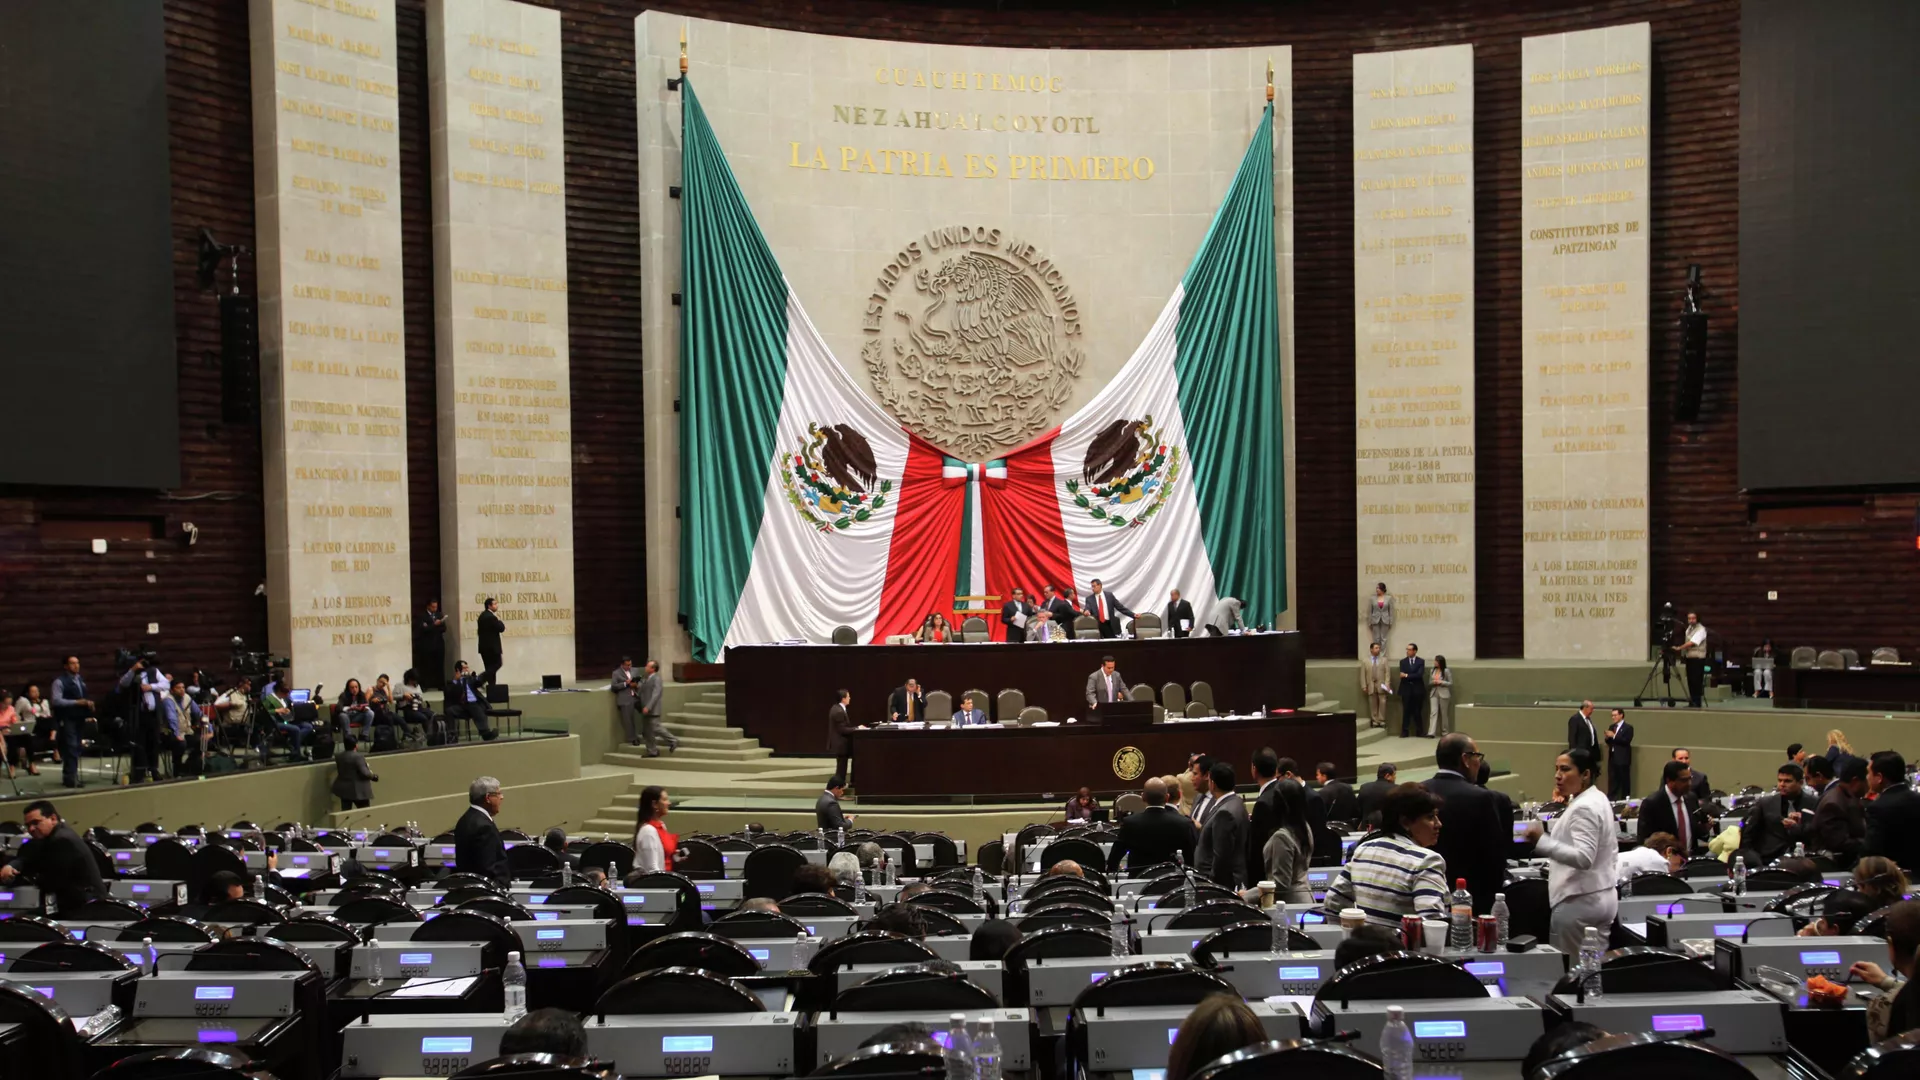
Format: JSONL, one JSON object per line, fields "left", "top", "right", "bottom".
{"left": 159, "top": 678, "right": 201, "bottom": 778}
{"left": 395, "top": 669, "right": 437, "bottom": 746}
{"left": 118, "top": 651, "right": 169, "bottom": 783}
{"left": 254, "top": 680, "right": 314, "bottom": 763}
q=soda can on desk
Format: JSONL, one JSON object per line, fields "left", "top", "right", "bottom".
{"left": 1399, "top": 914, "right": 1425, "bottom": 950}
{"left": 1476, "top": 915, "right": 1499, "bottom": 953}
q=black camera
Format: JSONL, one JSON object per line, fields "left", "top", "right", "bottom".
{"left": 228, "top": 636, "right": 289, "bottom": 682}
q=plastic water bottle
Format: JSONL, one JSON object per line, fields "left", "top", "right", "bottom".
{"left": 1732, "top": 856, "right": 1748, "bottom": 896}
{"left": 561, "top": 859, "right": 573, "bottom": 887}
{"left": 1448, "top": 878, "right": 1473, "bottom": 950}
{"left": 143, "top": 936, "right": 158, "bottom": 976}
{"left": 1272, "top": 912, "right": 1286, "bottom": 953}
{"left": 1792, "top": 842, "right": 1805, "bottom": 859}
{"left": 1110, "top": 914, "right": 1129, "bottom": 957}
{"left": 836, "top": 826, "right": 847, "bottom": 848}
{"left": 370, "top": 947, "right": 385, "bottom": 986}
{"left": 1491, "top": 893, "right": 1510, "bottom": 948}
{"left": 1578, "top": 926, "right": 1605, "bottom": 999}
{"left": 502, "top": 950, "right": 528, "bottom": 1021}
{"left": 77, "top": 1004, "right": 124, "bottom": 1039}
{"left": 253, "top": 874, "right": 266, "bottom": 901}
{"left": 972, "top": 1016, "right": 1002, "bottom": 1080}
{"left": 944, "top": 1013, "right": 975, "bottom": 1080}
{"left": 882, "top": 855, "right": 894, "bottom": 887}
{"left": 790, "top": 933, "right": 817, "bottom": 972}
{"left": 1379, "top": 1004, "right": 1414, "bottom": 1079}
{"left": 970, "top": 866, "right": 983, "bottom": 902}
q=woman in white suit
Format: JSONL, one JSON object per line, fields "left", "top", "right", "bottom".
{"left": 1524, "top": 748, "right": 1618, "bottom": 955}
{"left": 1426, "top": 656, "right": 1453, "bottom": 737}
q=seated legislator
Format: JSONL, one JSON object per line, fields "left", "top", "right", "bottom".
{"left": 888, "top": 679, "right": 926, "bottom": 724}
{"left": 818, "top": 775, "right": 854, "bottom": 832}
{"left": 1321, "top": 783, "right": 1448, "bottom": 929}
{"left": 1029, "top": 608, "right": 1061, "bottom": 643}
{"left": 1085, "top": 655, "right": 1129, "bottom": 709}
{"left": 1001, "top": 588, "right": 1036, "bottom": 643}
{"left": 1065, "top": 787, "right": 1100, "bottom": 822}
{"left": 914, "top": 613, "right": 953, "bottom": 644}
{"left": 1083, "top": 579, "right": 1133, "bottom": 638}
{"left": 952, "top": 694, "right": 988, "bottom": 726}
{"left": 1105, "top": 777, "right": 1196, "bottom": 873}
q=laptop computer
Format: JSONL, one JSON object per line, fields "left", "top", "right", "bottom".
{"left": 541, "top": 674, "right": 563, "bottom": 690}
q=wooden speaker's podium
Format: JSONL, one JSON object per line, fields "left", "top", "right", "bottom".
{"left": 1093, "top": 700, "right": 1155, "bottom": 725}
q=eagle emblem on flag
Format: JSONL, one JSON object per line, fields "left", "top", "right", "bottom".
{"left": 778, "top": 422, "right": 892, "bottom": 532}
{"left": 1065, "top": 415, "right": 1182, "bottom": 529}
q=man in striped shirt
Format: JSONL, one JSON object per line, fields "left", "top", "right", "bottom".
{"left": 1322, "top": 783, "right": 1449, "bottom": 928}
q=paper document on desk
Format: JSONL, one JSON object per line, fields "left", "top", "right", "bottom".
{"left": 392, "top": 976, "right": 477, "bottom": 998}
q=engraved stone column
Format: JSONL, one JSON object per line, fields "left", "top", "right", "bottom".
{"left": 1352, "top": 44, "right": 1476, "bottom": 660}
{"left": 428, "top": 0, "right": 576, "bottom": 681}
{"left": 249, "top": 0, "right": 412, "bottom": 689}
{"left": 1520, "top": 23, "right": 1652, "bottom": 659}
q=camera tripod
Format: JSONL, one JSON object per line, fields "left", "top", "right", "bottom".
{"left": 1633, "top": 644, "right": 1679, "bottom": 708}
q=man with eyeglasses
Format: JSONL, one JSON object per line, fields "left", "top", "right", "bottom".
{"left": 0, "top": 800, "right": 106, "bottom": 913}
{"left": 1423, "top": 733, "right": 1515, "bottom": 914}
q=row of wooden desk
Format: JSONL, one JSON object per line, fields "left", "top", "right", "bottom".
{"left": 723, "top": 631, "right": 1306, "bottom": 755}
{"left": 846, "top": 710, "right": 1358, "bottom": 800}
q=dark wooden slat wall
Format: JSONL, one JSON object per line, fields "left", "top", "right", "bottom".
{"left": 2, "top": 0, "right": 1914, "bottom": 697}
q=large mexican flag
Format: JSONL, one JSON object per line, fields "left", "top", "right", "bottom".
{"left": 678, "top": 79, "right": 1286, "bottom": 662}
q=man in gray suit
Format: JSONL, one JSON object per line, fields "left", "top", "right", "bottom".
{"left": 611, "top": 657, "right": 642, "bottom": 746}
{"left": 637, "top": 660, "right": 675, "bottom": 757}
{"left": 1194, "top": 761, "right": 1248, "bottom": 889}
{"left": 1085, "top": 655, "right": 1129, "bottom": 710}
{"left": 331, "top": 735, "right": 377, "bottom": 810}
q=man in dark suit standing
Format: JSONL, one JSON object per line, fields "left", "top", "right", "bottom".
{"left": 1424, "top": 734, "right": 1513, "bottom": 914}
{"left": 1673, "top": 748, "right": 1712, "bottom": 802}
{"left": 0, "top": 800, "right": 106, "bottom": 913}
{"left": 1603, "top": 707, "right": 1633, "bottom": 799}
{"left": 1814, "top": 757, "right": 1868, "bottom": 863}
{"left": 454, "top": 776, "right": 509, "bottom": 884}
{"left": 1638, "top": 759, "right": 1708, "bottom": 855}
{"left": 826, "top": 690, "right": 855, "bottom": 781}
{"left": 1315, "top": 762, "right": 1358, "bottom": 824}
{"left": 1566, "top": 700, "right": 1599, "bottom": 756}
{"left": 1043, "top": 585, "right": 1078, "bottom": 629}
{"left": 1164, "top": 589, "right": 1196, "bottom": 639}
{"left": 817, "top": 776, "right": 853, "bottom": 833}
{"left": 1243, "top": 748, "right": 1282, "bottom": 885}
{"left": 1083, "top": 579, "right": 1134, "bottom": 639}
{"left": 1001, "top": 588, "right": 1036, "bottom": 643}
{"left": 1106, "top": 777, "right": 1196, "bottom": 873}
{"left": 887, "top": 679, "right": 925, "bottom": 724}
{"left": 415, "top": 599, "right": 448, "bottom": 690}
{"left": 1194, "top": 762, "right": 1248, "bottom": 889}
{"left": 331, "top": 735, "right": 377, "bottom": 810}
{"left": 1356, "top": 763, "right": 1397, "bottom": 826}
{"left": 1741, "top": 762, "right": 1818, "bottom": 864}
{"left": 1397, "top": 644, "right": 1427, "bottom": 738}
{"left": 476, "top": 598, "right": 506, "bottom": 688}
{"left": 1866, "top": 751, "right": 1920, "bottom": 872}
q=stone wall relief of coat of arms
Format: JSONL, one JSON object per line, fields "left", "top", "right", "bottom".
{"left": 862, "top": 226, "right": 1085, "bottom": 461}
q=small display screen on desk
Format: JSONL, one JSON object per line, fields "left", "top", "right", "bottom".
{"left": 662, "top": 1035, "right": 714, "bottom": 1053}
{"left": 422, "top": 1037, "right": 473, "bottom": 1053}
{"left": 1651, "top": 1014, "right": 1704, "bottom": 1033}
{"left": 1413, "top": 1021, "right": 1466, "bottom": 1039}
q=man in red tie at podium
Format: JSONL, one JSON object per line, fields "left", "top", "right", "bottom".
{"left": 1083, "top": 579, "right": 1134, "bottom": 638}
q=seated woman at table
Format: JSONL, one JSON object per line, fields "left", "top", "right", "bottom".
{"left": 1321, "top": 783, "right": 1448, "bottom": 929}
{"left": 914, "top": 612, "right": 953, "bottom": 643}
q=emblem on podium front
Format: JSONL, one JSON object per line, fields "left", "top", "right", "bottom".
{"left": 1112, "top": 745, "right": 1146, "bottom": 781}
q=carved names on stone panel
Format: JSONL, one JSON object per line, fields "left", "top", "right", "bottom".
{"left": 1520, "top": 23, "right": 1651, "bottom": 660}
{"left": 1352, "top": 45, "right": 1476, "bottom": 660}
{"left": 249, "top": 0, "right": 411, "bottom": 689}
{"left": 428, "top": 0, "right": 576, "bottom": 678}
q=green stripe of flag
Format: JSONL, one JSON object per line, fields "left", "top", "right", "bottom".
{"left": 1176, "top": 102, "right": 1287, "bottom": 623}
{"left": 678, "top": 79, "right": 791, "bottom": 662}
